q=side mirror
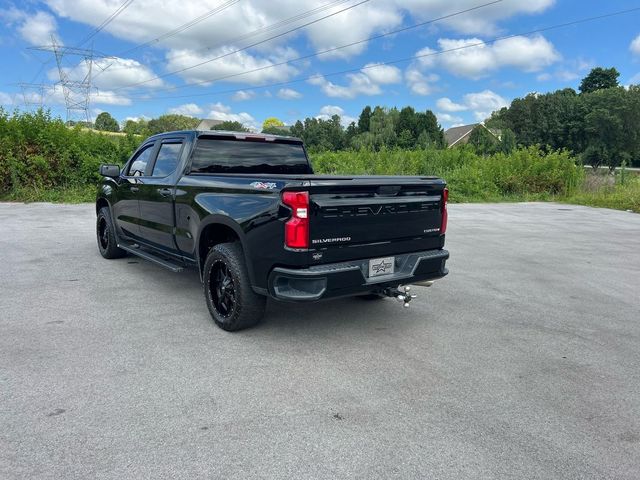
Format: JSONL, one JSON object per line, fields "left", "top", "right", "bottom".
{"left": 100, "top": 164, "right": 120, "bottom": 178}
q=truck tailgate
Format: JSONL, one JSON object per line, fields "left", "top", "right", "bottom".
{"left": 306, "top": 177, "right": 446, "bottom": 257}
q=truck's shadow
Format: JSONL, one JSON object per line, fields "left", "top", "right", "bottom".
{"left": 257, "top": 296, "right": 411, "bottom": 335}
{"left": 119, "top": 258, "right": 415, "bottom": 336}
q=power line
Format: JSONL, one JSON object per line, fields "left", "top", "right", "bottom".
{"left": 99, "top": 0, "right": 353, "bottom": 74}
{"left": 122, "top": 6, "right": 640, "bottom": 102}
{"left": 91, "top": 0, "right": 242, "bottom": 83}
{"left": 76, "top": 0, "right": 135, "bottom": 47}
{"left": 116, "top": 0, "right": 241, "bottom": 57}
{"left": 125, "top": 0, "right": 502, "bottom": 96}
{"left": 112, "top": 0, "right": 371, "bottom": 91}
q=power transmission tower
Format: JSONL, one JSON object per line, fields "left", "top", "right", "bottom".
{"left": 17, "top": 83, "right": 47, "bottom": 109}
{"left": 29, "top": 36, "right": 112, "bottom": 124}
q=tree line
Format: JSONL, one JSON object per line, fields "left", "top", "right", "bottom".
{"left": 288, "top": 106, "right": 446, "bottom": 152}
{"left": 487, "top": 68, "right": 640, "bottom": 168}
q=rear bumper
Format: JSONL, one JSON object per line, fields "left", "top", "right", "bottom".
{"left": 268, "top": 249, "right": 449, "bottom": 301}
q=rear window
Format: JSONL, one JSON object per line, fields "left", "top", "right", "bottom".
{"left": 190, "top": 138, "right": 311, "bottom": 174}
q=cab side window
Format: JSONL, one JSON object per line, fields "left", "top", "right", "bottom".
{"left": 152, "top": 142, "right": 183, "bottom": 177}
{"left": 126, "top": 144, "right": 154, "bottom": 177}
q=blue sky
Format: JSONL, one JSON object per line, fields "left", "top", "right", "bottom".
{"left": 1, "top": 0, "right": 640, "bottom": 131}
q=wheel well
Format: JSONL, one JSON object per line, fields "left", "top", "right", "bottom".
{"left": 198, "top": 223, "right": 240, "bottom": 270}
{"left": 96, "top": 198, "right": 109, "bottom": 215}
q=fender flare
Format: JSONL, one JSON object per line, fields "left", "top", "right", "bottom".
{"left": 195, "top": 215, "right": 256, "bottom": 285}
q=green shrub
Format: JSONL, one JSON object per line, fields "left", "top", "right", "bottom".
{"left": 0, "top": 109, "right": 138, "bottom": 196}
{"left": 311, "top": 145, "right": 583, "bottom": 202}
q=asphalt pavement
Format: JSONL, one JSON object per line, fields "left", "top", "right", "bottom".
{"left": 1, "top": 202, "right": 639, "bottom": 479}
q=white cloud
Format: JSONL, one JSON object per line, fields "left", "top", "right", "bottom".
{"left": 436, "top": 97, "right": 467, "bottom": 112}
{"left": 165, "top": 46, "right": 298, "bottom": 86}
{"left": 95, "top": 58, "right": 166, "bottom": 89}
{"left": 303, "top": 2, "right": 402, "bottom": 59}
{"left": 4, "top": 83, "right": 130, "bottom": 107}
{"left": 316, "top": 105, "right": 356, "bottom": 127}
{"left": 207, "top": 102, "right": 256, "bottom": 130}
{"left": 18, "top": 11, "right": 60, "bottom": 45}
{"left": 0, "top": 8, "right": 61, "bottom": 46}
{"left": 34, "top": 83, "right": 131, "bottom": 106}
{"left": 89, "top": 90, "right": 132, "bottom": 106}
{"left": 536, "top": 58, "right": 593, "bottom": 83}
{"left": 310, "top": 65, "right": 401, "bottom": 99}
{"left": 48, "top": 57, "right": 165, "bottom": 91}
{"left": 0, "top": 92, "right": 17, "bottom": 105}
{"left": 124, "top": 115, "right": 151, "bottom": 123}
{"left": 436, "top": 112, "right": 463, "bottom": 124}
{"left": 463, "top": 90, "right": 508, "bottom": 121}
{"left": 415, "top": 46, "right": 438, "bottom": 68}
{"left": 398, "top": 0, "right": 555, "bottom": 35}
{"left": 231, "top": 90, "right": 255, "bottom": 101}
{"left": 630, "top": 34, "right": 640, "bottom": 56}
{"left": 168, "top": 103, "right": 203, "bottom": 116}
{"left": 405, "top": 67, "right": 438, "bottom": 96}
{"left": 434, "top": 90, "right": 508, "bottom": 122}
{"left": 362, "top": 63, "right": 402, "bottom": 84}
{"left": 319, "top": 105, "right": 344, "bottom": 117}
{"left": 43, "top": 0, "right": 554, "bottom": 60}
{"left": 276, "top": 88, "right": 302, "bottom": 100}
{"left": 435, "top": 35, "right": 560, "bottom": 79}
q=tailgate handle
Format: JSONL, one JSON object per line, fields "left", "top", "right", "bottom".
{"left": 376, "top": 185, "right": 401, "bottom": 196}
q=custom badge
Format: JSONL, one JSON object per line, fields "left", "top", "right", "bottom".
{"left": 250, "top": 181, "right": 278, "bottom": 190}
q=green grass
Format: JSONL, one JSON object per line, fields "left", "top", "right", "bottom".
{"left": 0, "top": 185, "right": 95, "bottom": 203}
{"left": 562, "top": 175, "right": 640, "bottom": 212}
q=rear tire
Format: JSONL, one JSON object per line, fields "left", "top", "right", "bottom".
{"left": 96, "top": 207, "right": 126, "bottom": 259}
{"left": 203, "top": 242, "right": 266, "bottom": 332}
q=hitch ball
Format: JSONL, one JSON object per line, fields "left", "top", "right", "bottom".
{"left": 386, "top": 285, "right": 416, "bottom": 308}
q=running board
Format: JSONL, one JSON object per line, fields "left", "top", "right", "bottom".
{"left": 118, "top": 243, "right": 184, "bottom": 273}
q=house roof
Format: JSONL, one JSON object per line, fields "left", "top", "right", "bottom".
{"left": 196, "top": 119, "right": 224, "bottom": 130}
{"left": 444, "top": 123, "right": 502, "bottom": 147}
{"left": 444, "top": 124, "right": 478, "bottom": 147}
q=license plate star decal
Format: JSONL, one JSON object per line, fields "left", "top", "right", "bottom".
{"left": 372, "top": 260, "right": 393, "bottom": 274}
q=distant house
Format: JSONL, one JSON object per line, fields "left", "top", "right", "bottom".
{"left": 444, "top": 123, "right": 501, "bottom": 148}
{"left": 196, "top": 119, "right": 224, "bottom": 130}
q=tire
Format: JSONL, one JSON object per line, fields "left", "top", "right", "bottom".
{"left": 203, "top": 242, "right": 266, "bottom": 332}
{"left": 357, "top": 293, "right": 386, "bottom": 300}
{"left": 96, "top": 207, "right": 126, "bottom": 259}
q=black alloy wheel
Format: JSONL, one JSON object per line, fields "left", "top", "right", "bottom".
{"left": 210, "top": 260, "right": 236, "bottom": 317}
{"left": 98, "top": 217, "right": 110, "bottom": 250}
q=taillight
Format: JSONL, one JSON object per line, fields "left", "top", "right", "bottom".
{"left": 282, "top": 191, "right": 309, "bottom": 249}
{"left": 440, "top": 187, "right": 448, "bottom": 235}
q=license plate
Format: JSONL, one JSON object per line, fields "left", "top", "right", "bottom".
{"left": 368, "top": 257, "right": 395, "bottom": 277}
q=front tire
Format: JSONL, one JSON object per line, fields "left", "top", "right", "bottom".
{"left": 96, "top": 207, "right": 126, "bottom": 259}
{"left": 203, "top": 242, "right": 266, "bottom": 332}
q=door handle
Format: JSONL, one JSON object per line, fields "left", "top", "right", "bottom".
{"left": 130, "top": 186, "right": 139, "bottom": 193}
{"left": 158, "top": 188, "right": 172, "bottom": 198}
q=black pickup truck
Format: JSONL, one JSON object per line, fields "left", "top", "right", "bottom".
{"left": 96, "top": 130, "right": 449, "bottom": 331}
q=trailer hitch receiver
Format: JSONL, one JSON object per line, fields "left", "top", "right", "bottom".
{"left": 384, "top": 285, "right": 416, "bottom": 308}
